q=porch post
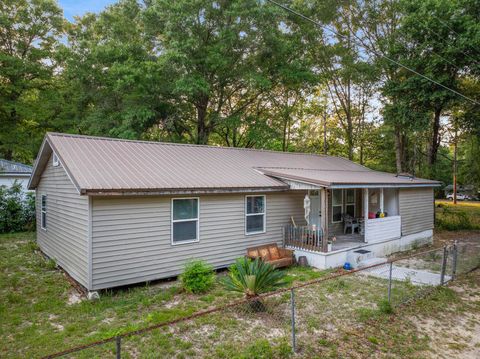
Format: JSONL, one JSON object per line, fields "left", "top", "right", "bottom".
{"left": 380, "top": 188, "right": 384, "bottom": 214}
{"left": 320, "top": 187, "right": 328, "bottom": 252}
{"left": 363, "top": 188, "right": 369, "bottom": 243}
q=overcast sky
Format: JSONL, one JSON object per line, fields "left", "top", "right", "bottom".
{"left": 58, "top": 0, "right": 117, "bottom": 21}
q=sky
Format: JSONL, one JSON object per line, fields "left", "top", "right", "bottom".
{"left": 58, "top": 0, "right": 117, "bottom": 22}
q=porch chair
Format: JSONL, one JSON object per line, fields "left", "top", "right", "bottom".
{"left": 343, "top": 214, "right": 359, "bottom": 234}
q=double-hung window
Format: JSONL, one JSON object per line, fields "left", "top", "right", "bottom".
{"left": 245, "top": 195, "right": 266, "bottom": 234}
{"left": 41, "top": 195, "right": 47, "bottom": 230}
{"left": 171, "top": 198, "right": 199, "bottom": 244}
{"left": 332, "top": 189, "right": 343, "bottom": 223}
{"left": 345, "top": 189, "right": 355, "bottom": 217}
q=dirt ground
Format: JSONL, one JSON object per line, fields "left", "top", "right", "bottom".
{"left": 434, "top": 230, "right": 480, "bottom": 247}
{"left": 413, "top": 269, "right": 480, "bottom": 359}
{"left": 415, "top": 230, "right": 480, "bottom": 358}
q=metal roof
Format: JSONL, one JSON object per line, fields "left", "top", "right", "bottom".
{"left": 28, "top": 133, "right": 440, "bottom": 194}
{"left": 258, "top": 168, "right": 440, "bottom": 188}
{"left": 0, "top": 159, "right": 32, "bottom": 176}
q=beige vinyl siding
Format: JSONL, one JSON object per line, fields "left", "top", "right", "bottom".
{"left": 399, "top": 188, "right": 434, "bottom": 235}
{"left": 36, "top": 153, "right": 89, "bottom": 288}
{"left": 91, "top": 191, "right": 305, "bottom": 290}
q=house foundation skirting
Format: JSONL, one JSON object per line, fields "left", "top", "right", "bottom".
{"left": 291, "top": 229, "right": 433, "bottom": 270}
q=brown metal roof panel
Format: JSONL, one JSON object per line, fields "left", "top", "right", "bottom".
{"left": 259, "top": 168, "right": 440, "bottom": 186}
{"left": 32, "top": 133, "right": 439, "bottom": 193}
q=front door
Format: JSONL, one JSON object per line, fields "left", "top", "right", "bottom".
{"left": 309, "top": 195, "right": 321, "bottom": 227}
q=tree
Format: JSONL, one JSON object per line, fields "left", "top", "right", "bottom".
{"left": 0, "top": 0, "right": 63, "bottom": 161}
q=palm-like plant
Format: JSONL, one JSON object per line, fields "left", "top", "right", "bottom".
{"left": 222, "top": 257, "right": 287, "bottom": 309}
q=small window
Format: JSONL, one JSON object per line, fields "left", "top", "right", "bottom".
{"left": 345, "top": 189, "right": 355, "bottom": 217}
{"left": 332, "top": 189, "right": 343, "bottom": 223}
{"left": 245, "top": 195, "right": 266, "bottom": 234}
{"left": 52, "top": 153, "right": 59, "bottom": 167}
{"left": 171, "top": 198, "right": 199, "bottom": 244}
{"left": 41, "top": 195, "right": 47, "bottom": 230}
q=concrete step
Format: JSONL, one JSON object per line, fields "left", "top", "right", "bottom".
{"left": 357, "top": 257, "right": 387, "bottom": 268}
{"left": 346, "top": 249, "right": 376, "bottom": 268}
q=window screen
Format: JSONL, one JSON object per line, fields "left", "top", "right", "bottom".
{"left": 245, "top": 195, "right": 265, "bottom": 234}
{"left": 172, "top": 198, "right": 199, "bottom": 244}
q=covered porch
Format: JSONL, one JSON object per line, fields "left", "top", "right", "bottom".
{"left": 282, "top": 184, "right": 402, "bottom": 254}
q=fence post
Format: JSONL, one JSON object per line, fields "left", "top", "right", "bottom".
{"left": 440, "top": 245, "right": 448, "bottom": 285}
{"left": 452, "top": 241, "right": 458, "bottom": 281}
{"left": 388, "top": 261, "right": 393, "bottom": 302}
{"left": 116, "top": 336, "right": 121, "bottom": 359}
{"left": 290, "top": 288, "right": 296, "bottom": 354}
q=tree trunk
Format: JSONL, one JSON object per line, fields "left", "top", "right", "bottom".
{"left": 394, "top": 125, "right": 404, "bottom": 173}
{"left": 196, "top": 96, "right": 209, "bottom": 145}
{"left": 428, "top": 106, "right": 442, "bottom": 167}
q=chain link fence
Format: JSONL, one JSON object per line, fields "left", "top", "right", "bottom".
{"left": 43, "top": 242, "right": 480, "bottom": 359}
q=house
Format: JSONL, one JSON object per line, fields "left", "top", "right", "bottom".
{"left": 0, "top": 159, "right": 32, "bottom": 191}
{"left": 28, "top": 133, "right": 440, "bottom": 293}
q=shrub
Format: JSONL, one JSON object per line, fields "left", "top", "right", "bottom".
{"left": 436, "top": 207, "right": 476, "bottom": 230}
{"left": 0, "top": 182, "right": 36, "bottom": 233}
{"left": 180, "top": 260, "right": 215, "bottom": 294}
{"left": 222, "top": 257, "right": 287, "bottom": 299}
{"left": 377, "top": 299, "right": 393, "bottom": 314}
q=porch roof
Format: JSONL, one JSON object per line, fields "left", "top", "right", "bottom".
{"left": 258, "top": 167, "right": 441, "bottom": 188}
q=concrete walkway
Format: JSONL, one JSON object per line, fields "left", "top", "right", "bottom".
{"left": 361, "top": 264, "right": 451, "bottom": 286}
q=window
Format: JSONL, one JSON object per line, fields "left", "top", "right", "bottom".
{"left": 345, "top": 189, "right": 355, "bottom": 217}
{"left": 41, "top": 195, "right": 47, "bottom": 230}
{"left": 332, "top": 189, "right": 343, "bottom": 223}
{"left": 171, "top": 198, "right": 199, "bottom": 244}
{"left": 52, "top": 153, "right": 59, "bottom": 167}
{"left": 245, "top": 195, "right": 265, "bottom": 234}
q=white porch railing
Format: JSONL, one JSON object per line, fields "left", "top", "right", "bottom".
{"left": 364, "top": 215, "right": 401, "bottom": 243}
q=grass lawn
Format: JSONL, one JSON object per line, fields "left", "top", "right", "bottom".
{"left": 1, "top": 231, "right": 480, "bottom": 358}
{"left": 435, "top": 200, "right": 480, "bottom": 230}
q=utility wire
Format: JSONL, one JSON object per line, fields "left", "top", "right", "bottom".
{"left": 432, "top": 14, "right": 480, "bottom": 62}
{"left": 266, "top": 0, "right": 480, "bottom": 106}
{"left": 344, "top": 3, "right": 467, "bottom": 75}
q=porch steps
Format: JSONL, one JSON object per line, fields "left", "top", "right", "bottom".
{"left": 347, "top": 249, "right": 374, "bottom": 268}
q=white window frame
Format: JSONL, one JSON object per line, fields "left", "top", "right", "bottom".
{"left": 52, "top": 153, "right": 59, "bottom": 167}
{"left": 331, "top": 189, "right": 343, "bottom": 223}
{"left": 41, "top": 194, "right": 47, "bottom": 230}
{"left": 245, "top": 195, "right": 266, "bottom": 235}
{"left": 171, "top": 197, "right": 199, "bottom": 245}
{"left": 345, "top": 189, "right": 356, "bottom": 217}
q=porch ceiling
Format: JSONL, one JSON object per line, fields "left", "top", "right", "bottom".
{"left": 258, "top": 167, "right": 441, "bottom": 188}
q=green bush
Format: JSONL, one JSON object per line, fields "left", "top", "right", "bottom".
{"left": 180, "top": 260, "right": 215, "bottom": 294}
{"left": 436, "top": 205, "right": 477, "bottom": 230}
{"left": 0, "top": 182, "right": 36, "bottom": 233}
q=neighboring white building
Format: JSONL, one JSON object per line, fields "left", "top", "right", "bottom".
{"left": 0, "top": 159, "right": 33, "bottom": 191}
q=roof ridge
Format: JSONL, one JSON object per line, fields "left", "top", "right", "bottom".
{"left": 46, "top": 132, "right": 353, "bottom": 160}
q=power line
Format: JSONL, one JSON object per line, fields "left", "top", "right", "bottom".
{"left": 266, "top": 0, "right": 480, "bottom": 106}
{"left": 432, "top": 14, "right": 480, "bottom": 62}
